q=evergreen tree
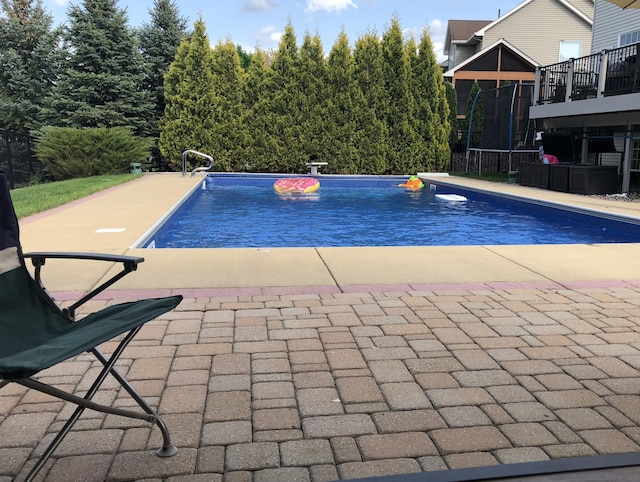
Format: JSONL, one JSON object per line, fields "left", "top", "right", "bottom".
{"left": 405, "top": 36, "right": 429, "bottom": 169}
{"left": 210, "top": 39, "right": 247, "bottom": 171}
{"left": 325, "top": 30, "right": 357, "bottom": 173}
{"left": 297, "top": 31, "right": 329, "bottom": 169}
{"left": 236, "top": 45, "right": 252, "bottom": 70}
{"left": 444, "top": 81, "right": 460, "bottom": 152}
{"left": 136, "top": 0, "right": 188, "bottom": 140}
{"left": 159, "top": 18, "right": 217, "bottom": 166}
{"left": 353, "top": 31, "right": 389, "bottom": 114}
{"left": 263, "top": 22, "right": 303, "bottom": 172}
{"left": 381, "top": 17, "right": 421, "bottom": 174}
{"left": 47, "top": 0, "right": 153, "bottom": 136}
{"left": 415, "top": 28, "right": 450, "bottom": 171}
{"left": 353, "top": 30, "right": 389, "bottom": 173}
{"left": 0, "top": 0, "right": 59, "bottom": 133}
{"left": 243, "top": 49, "right": 277, "bottom": 171}
{"left": 326, "top": 29, "right": 387, "bottom": 174}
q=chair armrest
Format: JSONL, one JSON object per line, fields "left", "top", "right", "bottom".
{"left": 24, "top": 252, "right": 146, "bottom": 320}
{"left": 25, "top": 252, "right": 144, "bottom": 268}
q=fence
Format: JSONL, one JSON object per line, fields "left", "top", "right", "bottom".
{"left": 450, "top": 150, "right": 540, "bottom": 174}
{"left": 0, "top": 130, "right": 43, "bottom": 189}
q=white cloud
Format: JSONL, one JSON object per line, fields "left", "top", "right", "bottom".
{"left": 305, "top": 0, "right": 357, "bottom": 13}
{"left": 433, "top": 41, "right": 446, "bottom": 63}
{"left": 254, "top": 25, "right": 283, "bottom": 46}
{"left": 53, "top": 0, "right": 68, "bottom": 5}
{"left": 243, "top": 0, "right": 277, "bottom": 12}
{"left": 428, "top": 19, "right": 447, "bottom": 63}
{"left": 429, "top": 19, "right": 446, "bottom": 38}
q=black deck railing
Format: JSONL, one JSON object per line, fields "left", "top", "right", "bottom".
{"left": 536, "top": 43, "right": 640, "bottom": 104}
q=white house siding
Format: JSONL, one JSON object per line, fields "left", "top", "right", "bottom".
{"left": 592, "top": 0, "right": 640, "bottom": 53}
{"left": 482, "top": 0, "right": 592, "bottom": 66}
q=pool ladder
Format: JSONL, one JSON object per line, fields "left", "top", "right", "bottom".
{"left": 182, "top": 150, "right": 214, "bottom": 177}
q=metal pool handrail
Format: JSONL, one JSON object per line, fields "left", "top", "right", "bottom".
{"left": 181, "top": 150, "right": 214, "bottom": 178}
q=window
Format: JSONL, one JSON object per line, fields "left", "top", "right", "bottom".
{"left": 632, "top": 139, "right": 640, "bottom": 171}
{"left": 559, "top": 40, "right": 582, "bottom": 62}
{"left": 620, "top": 30, "right": 640, "bottom": 47}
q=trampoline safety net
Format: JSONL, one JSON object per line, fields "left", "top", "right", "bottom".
{"left": 467, "top": 83, "right": 537, "bottom": 151}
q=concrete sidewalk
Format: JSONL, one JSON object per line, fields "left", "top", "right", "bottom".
{"left": 4, "top": 174, "right": 640, "bottom": 481}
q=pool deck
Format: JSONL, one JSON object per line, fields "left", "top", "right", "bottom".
{"left": 5, "top": 173, "right": 640, "bottom": 481}
{"left": 16, "top": 172, "right": 640, "bottom": 294}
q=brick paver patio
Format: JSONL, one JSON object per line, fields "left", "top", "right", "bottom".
{"left": 3, "top": 283, "right": 640, "bottom": 481}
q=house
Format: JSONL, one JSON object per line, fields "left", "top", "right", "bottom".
{"left": 444, "top": 0, "right": 594, "bottom": 117}
{"left": 591, "top": 0, "right": 640, "bottom": 52}
{"left": 529, "top": 0, "right": 640, "bottom": 193}
{"left": 443, "top": 20, "right": 492, "bottom": 73}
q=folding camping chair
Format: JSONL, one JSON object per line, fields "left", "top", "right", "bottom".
{"left": 0, "top": 172, "right": 183, "bottom": 481}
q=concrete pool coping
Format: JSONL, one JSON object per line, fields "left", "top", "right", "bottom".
{"left": 17, "top": 172, "right": 640, "bottom": 294}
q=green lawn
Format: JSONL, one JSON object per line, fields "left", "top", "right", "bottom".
{"left": 10, "top": 174, "right": 141, "bottom": 219}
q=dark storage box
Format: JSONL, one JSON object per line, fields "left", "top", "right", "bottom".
{"left": 520, "top": 162, "right": 618, "bottom": 194}
{"left": 549, "top": 164, "right": 570, "bottom": 192}
{"left": 519, "top": 162, "right": 549, "bottom": 189}
{"left": 569, "top": 166, "right": 618, "bottom": 194}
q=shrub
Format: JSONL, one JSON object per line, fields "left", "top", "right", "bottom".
{"left": 34, "top": 127, "right": 152, "bottom": 180}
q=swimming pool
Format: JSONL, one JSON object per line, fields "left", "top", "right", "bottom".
{"left": 139, "top": 173, "right": 640, "bottom": 248}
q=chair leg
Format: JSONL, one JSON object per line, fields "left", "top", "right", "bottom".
{"left": 19, "top": 326, "right": 177, "bottom": 481}
{"left": 92, "top": 347, "right": 178, "bottom": 457}
{"left": 23, "top": 392, "right": 90, "bottom": 481}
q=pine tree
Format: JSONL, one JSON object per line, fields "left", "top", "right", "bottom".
{"left": 210, "top": 40, "right": 247, "bottom": 171}
{"left": 0, "top": 0, "right": 59, "bottom": 133}
{"left": 137, "top": 0, "right": 188, "bottom": 140}
{"left": 159, "top": 18, "right": 217, "bottom": 166}
{"left": 47, "top": 0, "right": 153, "bottom": 136}
{"left": 381, "top": 17, "right": 421, "bottom": 174}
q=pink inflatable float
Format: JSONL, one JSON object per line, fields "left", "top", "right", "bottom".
{"left": 273, "top": 177, "right": 320, "bottom": 194}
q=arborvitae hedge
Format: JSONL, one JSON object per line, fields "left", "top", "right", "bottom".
{"left": 161, "top": 18, "right": 451, "bottom": 175}
{"left": 159, "top": 18, "right": 217, "bottom": 168}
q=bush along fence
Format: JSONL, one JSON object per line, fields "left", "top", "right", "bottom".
{"left": 0, "top": 130, "right": 43, "bottom": 188}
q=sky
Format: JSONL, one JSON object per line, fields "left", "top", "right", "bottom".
{"left": 44, "top": 0, "right": 520, "bottom": 62}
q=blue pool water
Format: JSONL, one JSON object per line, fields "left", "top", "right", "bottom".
{"left": 142, "top": 174, "right": 640, "bottom": 248}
